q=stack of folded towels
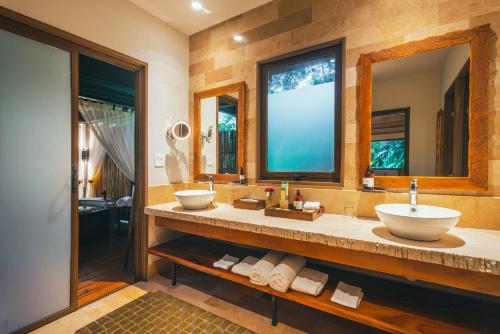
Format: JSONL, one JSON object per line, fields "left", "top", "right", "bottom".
{"left": 231, "top": 256, "right": 259, "bottom": 277}
{"left": 213, "top": 254, "right": 240, "bottom": 270}
{"left": 330, "top": 281, "right": 364, "bottom": 309}
{"left": 290, "top": 267, "right": 329, "bottom": 296}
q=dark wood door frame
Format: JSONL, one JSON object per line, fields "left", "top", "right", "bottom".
{"left": 0, "top": 6, "right": 148, "bottom": 333}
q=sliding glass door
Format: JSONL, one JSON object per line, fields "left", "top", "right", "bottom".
{"left": 0, "top": 28, "right": 72, "bottom": 333}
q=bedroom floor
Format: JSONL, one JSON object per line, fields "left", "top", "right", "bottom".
{"left": 34, "top": 266, "right": 380, "bottom": 334}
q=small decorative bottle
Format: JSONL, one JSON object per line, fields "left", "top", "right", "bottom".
{"left": 293, "top": 190, "right": 304, "bottom": 211}
{"left": 239, "top": 166, "right": 246, "bottom": 184}
{"left": 362, "top": 167, "right": 375, "bottom": 191}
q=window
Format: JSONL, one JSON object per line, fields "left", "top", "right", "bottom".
{"left": 259, "top": 43, "right": 343, "bottom": 181}
{"left": 370, "top": 108, "right": 410, "bottom": 176}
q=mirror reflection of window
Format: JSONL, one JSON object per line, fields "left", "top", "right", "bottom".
{"left": 371, "top": 109, "right": 409, "bottom": 176}
{"left": 371, "top": 43, "right": 470, "bottom": 177}
{"left": 217, "top": 94, "right": 238, "bottom": 174}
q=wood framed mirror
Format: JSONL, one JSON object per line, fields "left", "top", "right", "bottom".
{"left": 358, "top": 25, "right": 489, "bottom": 191}
{"left": 194, "top": 82, "right": 245, "bottom": 182}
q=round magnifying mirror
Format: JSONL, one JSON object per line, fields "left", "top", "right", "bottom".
{"left": 168, "top": 121, "right": 192, "bottom": 141}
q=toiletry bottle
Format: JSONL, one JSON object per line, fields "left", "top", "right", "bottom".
{"left": 294, "top": 190, "right": 304, "bottom": 210}
{"left": 279, "top": 181, "right": 289, "bottom": 209}
{"left": 362, "top": 167, "right": 375, "bottom": 190}
{"left": 239, "top": 166, "right": 246, "bottom": 184}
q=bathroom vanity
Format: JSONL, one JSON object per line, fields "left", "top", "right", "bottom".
{"left": 146, "top": 203, "right": 500, "bottom": 334}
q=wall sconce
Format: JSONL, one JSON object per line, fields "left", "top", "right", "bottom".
{"left": 167, "top": 121, "right": 192, "bottom": 141}
{"left": 200, "top": 126, "right": 213, "bottom": 144}
{"left": 81, "top": 149, "right": 89, "bottom": 161}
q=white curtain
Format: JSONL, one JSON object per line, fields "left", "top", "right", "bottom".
{"left": 87, "top": 130, "right": 106, "bottom": 180}
{"left": 79, "top": 99, "right": 135, "bottom": 181}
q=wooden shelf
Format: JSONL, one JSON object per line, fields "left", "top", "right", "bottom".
{"left": 149, "top": 236, "right": 499, "bottom": 334}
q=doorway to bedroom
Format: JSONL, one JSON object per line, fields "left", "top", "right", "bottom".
{"left": 77, "top": 54, "right": 137, "bottom": 305}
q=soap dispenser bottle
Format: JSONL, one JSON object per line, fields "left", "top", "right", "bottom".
{"left": 239, "top": 166, "right": 246, "bottom": 184}
{"left": 294, "top": 190, "right": 304, "bottom": 211}
{"left": 362, "top": 167, "right": 375, "bottom": 190}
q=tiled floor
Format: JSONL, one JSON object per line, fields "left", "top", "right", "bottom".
{"left": 76, "top": 292, "right": 255, "bottom": 334}
{"left": 32, "top": 267, "right": 381, "bottom": 334}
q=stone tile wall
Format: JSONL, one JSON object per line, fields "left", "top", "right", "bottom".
{"left": 153, "top": 0, "right": 500, "bottom": 234}
{"left": 188, "top": 0, "right": 500, "bottom": 196}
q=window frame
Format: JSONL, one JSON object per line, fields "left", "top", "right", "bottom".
{"left": 259, "top": 42, "right": 343, "bottom": 182}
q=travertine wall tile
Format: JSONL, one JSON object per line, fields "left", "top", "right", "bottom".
{"left": 185, "top": 0, "right": 500, "bottom": 230}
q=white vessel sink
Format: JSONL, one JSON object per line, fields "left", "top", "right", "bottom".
{"left": 174, "top": 190, "right": 216, "bottom": 210}
{"left": 375, "top": 204, "right": 461, "bottom": 241}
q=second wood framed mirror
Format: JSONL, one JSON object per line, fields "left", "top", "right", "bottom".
{"left": 194, "top": 82, "right": 245, "bottom": 182}
{"left": 358, "top": 25, "right": 489, "bottom": 191}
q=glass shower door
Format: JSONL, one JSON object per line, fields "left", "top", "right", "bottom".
{"left": 0, "top": 29, "right": 72, "bottom": 333}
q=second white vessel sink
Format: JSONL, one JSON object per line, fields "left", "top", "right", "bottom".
{"left": 174, "top": 190, "right": 216, "bottom": 210}
{"left": 375, "top": 204, "right": 461, "bottom": 241}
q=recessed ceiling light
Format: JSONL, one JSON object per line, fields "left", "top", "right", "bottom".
{"left": 233, "top": 35, "right": 244, "bottom": 43}
{"left": 191, "top": 1, "right": 203, "bottom": 10}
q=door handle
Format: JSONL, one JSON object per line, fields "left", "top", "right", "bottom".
{"left": 71, "top": 167, "right": 78, "bottom": 193}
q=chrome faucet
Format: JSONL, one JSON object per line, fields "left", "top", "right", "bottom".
{"left": 208, "top": 175, "right": 214, "bottom": 192}
{"left": 409, "top": 178, "right": 418, "bottom": 215}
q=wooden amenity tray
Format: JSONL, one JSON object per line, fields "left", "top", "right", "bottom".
{"left": 264, "top": 204, "right": 324, "bottom": 221}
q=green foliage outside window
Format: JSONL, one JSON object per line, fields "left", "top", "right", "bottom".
{"left": 268, "top": 58, "right": 335, "bottom": 94}
{"left": 371, "top": 140, "right": 405, "bottom": 169}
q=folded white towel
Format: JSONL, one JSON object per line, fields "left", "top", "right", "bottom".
{"left": 213, "top": 254, "right": 240, "bottom": 270}
{"left": 269, "top": 254, "right": 306, "bottom": 292}
{"left": 290, "top": 267, "right": 329, "bottom": 296}
{"left": 330, "top": 281, "right": 364, "bottom": 309}
{"left": 303, "top": 201, "right": 320, "bottom": 211}
{"left": 249, "top": 251, "right": 286, "bottom": 286}
{"left": 231, "top": 256, "right": 259, "bottom": 277}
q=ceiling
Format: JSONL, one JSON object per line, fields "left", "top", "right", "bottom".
{"left": 129, "top": 0, "right": 272, "bottom": 35}
{"left": 372, "top": 44, "right": 469, "bottom": 82}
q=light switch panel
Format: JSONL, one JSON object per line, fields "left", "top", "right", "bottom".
{"left": 154, "top": 153, "right": 165, "bottom": 168}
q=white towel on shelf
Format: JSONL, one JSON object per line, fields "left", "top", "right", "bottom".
{"left": 213, "top": 254, "right": 240, "bottom": 270}
{"left": 249, "top": 251, "right": 286, "bottom": 286}
{"left": 269, "top": 254, "right": 306, "bottom": 292}
{"left": 231, "top": 256, "right": 260, "bottom": 277}
{"left": 330, "top": 281, "right": 364, "bottom": 309}
{"left": 290, "top": 267, "right": 329, "bottom": 296}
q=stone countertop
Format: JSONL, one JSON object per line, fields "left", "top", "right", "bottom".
{"left": 145, "top": 202, "right": 500, "bottom": 275}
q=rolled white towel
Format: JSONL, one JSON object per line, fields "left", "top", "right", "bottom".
{"left": 116, "top": 196, "right": 133, "bottom": 207}
{"left": 269, "top": 254, "right": 306, "bottom": 292}
{"left": 290, "top": 267, "right": 329, "bottom": 296}
{"left": 213, "top": 254, "right": 239, "bottom": 270}
{"left": 231, "top": 256, "right": 259, "bottom": 277}
{"left": 303, "top": 201, "right": 320, "bottom": 212}
{"left": 249, "top": 251, "right": 286, "bottom": 286}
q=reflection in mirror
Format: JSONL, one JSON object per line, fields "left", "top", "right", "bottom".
{"left": 199, "top": 93, "right": 239, "bottom": 175}
{"left": 371, "top": 43, "right": 470, "bottom": 177}
{"left": 217, "top": 94, "right": 238, "bottom": 174}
